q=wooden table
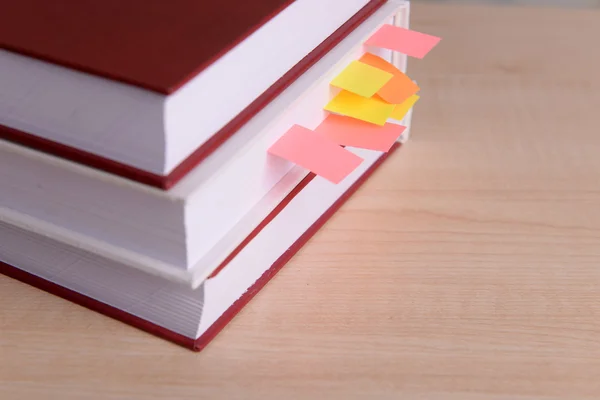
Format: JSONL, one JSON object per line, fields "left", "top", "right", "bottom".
{"left": 3, "top": 3, "right": 600, "bottom": 399}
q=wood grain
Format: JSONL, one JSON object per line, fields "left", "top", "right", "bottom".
{"left": 2, "top": 3, "right": 600, "bottom": 399}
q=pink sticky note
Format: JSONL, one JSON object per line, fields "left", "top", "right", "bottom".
{"left": 268, "top": 124, "right": 363, "bottom": 184}
{"left": 315, "top": 114, "right": 405, "bottom": 152}
{"left": 365, "top": 24, "right": 441, "bottom": 59}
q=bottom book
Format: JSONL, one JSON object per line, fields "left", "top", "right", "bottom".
{"left": 0, "top": 143, "right": 399, "bottom": 351}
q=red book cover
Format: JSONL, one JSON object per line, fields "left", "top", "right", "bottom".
{"left": 0, "top": 143, "right": 399, "bottom": 351}
{"left": 1, "top": 0, "right": 298, "bottom": 94}
{"left": 0, "top": 0, "right": 387, "bottom": 189}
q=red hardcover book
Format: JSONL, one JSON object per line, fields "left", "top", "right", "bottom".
{"left": 0, "top": 143, "right": 399, "bottom": 351}
{"left": 0, "top": 0, "right": 387, "bottom": 189}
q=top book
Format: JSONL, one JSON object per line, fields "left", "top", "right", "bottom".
{"left": 0, "top": 0, "right": 385, "bottom": 189}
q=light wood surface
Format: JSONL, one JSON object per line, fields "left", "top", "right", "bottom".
{"left": 3, "top": 3, "right": 600, "bottom": 399}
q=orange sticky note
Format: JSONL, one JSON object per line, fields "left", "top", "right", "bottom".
{"left": 389, "top": 94, "right": 419, "bottom": 121}
{"left": 267, "top": 125, "right": 363, "bottom": 184}
{"left": 365, "top": 24, "right": 441, "bottom": 59}
{"left": 359, "top": 52, "right": 420, "bottom": 104}
{"left": 315, "top": 114, "right": 405, "bottom": 152}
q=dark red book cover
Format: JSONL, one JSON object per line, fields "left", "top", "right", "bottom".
{"left": 0, "top": 143, "right": 399, "bottom": 351}
{"left": 0, "top": 0, "right": 387, "bottom": 189}
{"left": 1, "top": 0, "right": 297, "bottom": 94}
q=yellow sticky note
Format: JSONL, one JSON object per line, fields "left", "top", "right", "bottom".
{"left": 330, "top": 61, "right": 393, "bottom": 98}
{"left": 389, "top": 94, "right": 420, "bottom": 121}
{"left": 324, "top": 90, "right": 395, "bottom": 126}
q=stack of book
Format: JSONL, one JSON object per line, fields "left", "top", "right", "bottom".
{"left": 0, "top": 0, "right": 439, "bottom": 351}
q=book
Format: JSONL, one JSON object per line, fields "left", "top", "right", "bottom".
{"left": 0, "top": 0, "right": 387, "bottom": 189}
{"left": 0, "top": 143, "right": 399, "bottom": 351}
